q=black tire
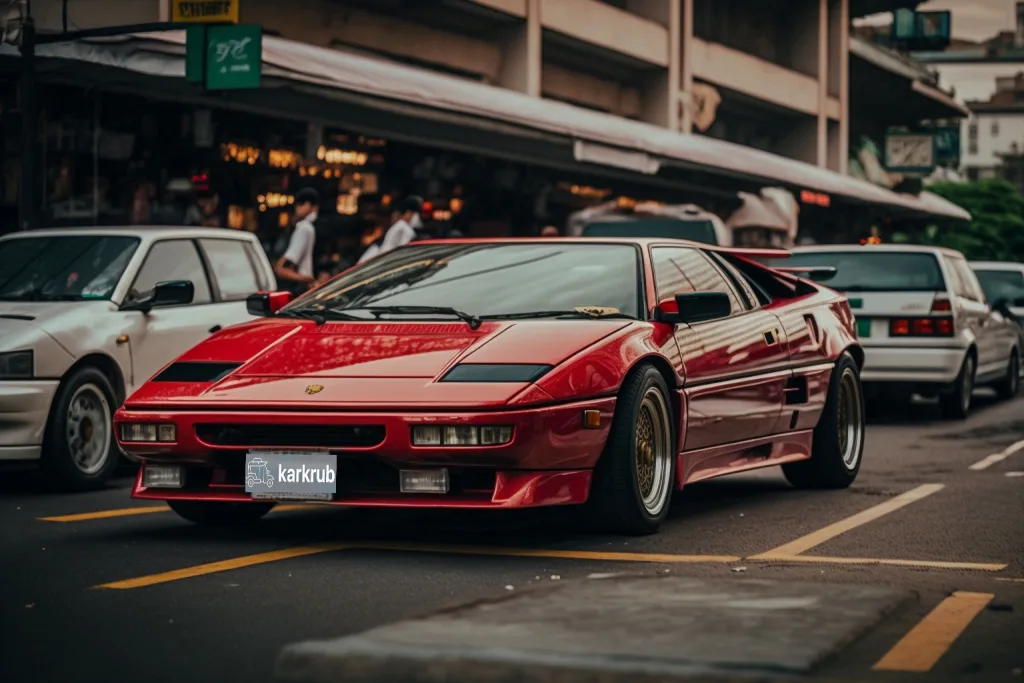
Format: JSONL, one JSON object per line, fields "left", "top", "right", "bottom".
{"left": 783, "top": 352, "right": 864, "bottom": 490}
{"left": 587, "top": 363, "right": 676, "bottom": 535}
{"left": 939, "top": 352, "right": 976, "bottom": 420}
{"left": 168, "top": 500, "right": 276, "bottom": 525}
{"left": 41, "top": 366, "right": 120, "bottom": 492}
{"left": 993, "top": 349, "right": 1020, "bottom": 400}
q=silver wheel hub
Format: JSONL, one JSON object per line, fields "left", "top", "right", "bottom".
{"left": 837, "top": 368, "right": 863, "bottom": 471}
{"left": 66, "top": 383, "right": 112, "bottom": 475}
{"left": 962, "top": 357, "right": 975, "bottom": 410}
{"left": 635, "top": 388, "right": 673, "bottom": 515}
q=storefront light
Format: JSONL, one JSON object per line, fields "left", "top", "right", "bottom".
{"left": 449, "top": 198, "right": 463, "bottom": 214}
{"left": 316, "top": 145, "right": 368, "bottom": 166}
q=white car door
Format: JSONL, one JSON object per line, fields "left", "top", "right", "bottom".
{"left": 195, "top": 237, "right": 269, "bottom": 329}
{"left": 950, "top": 257, "right": 1007, "bottom": 378}
{"left": 118, "top": 238, "right": 227, "bottom": 389}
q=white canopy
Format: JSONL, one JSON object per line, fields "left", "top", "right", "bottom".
{"left": 5, "top": 30, "right": 970, "bottom": 222}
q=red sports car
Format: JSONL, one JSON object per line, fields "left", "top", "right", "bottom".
{"left": 114, "top": 238, "right": 865, "bottom": 535}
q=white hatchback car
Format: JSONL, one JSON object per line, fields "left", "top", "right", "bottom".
{"left": 970, "top": 261, "right": 1024, "bottom": 323}
{"left": 0, "top": 227, "right": 275, "bottom": 489}
{"left": 778, "top": 245, "right": 1020, "bottom": 418}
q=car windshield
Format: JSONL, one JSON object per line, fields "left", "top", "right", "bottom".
{"left": 0, "top": 235, "right": 141, "bottom": 301}
{"left": 767, "top": 251, "right": 945, "bottom": 292}
{"left": 286, "top": 242, "right": 642, "bottom": 319}
{"left": 973, "top": 269, "right": 1024, "bottom": 303}
{"left": 582, "top": 219, "right": 718, "bottom": 245}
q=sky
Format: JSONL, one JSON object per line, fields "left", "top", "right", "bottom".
{"left": 857, "top": 0, "right": 1016, "bottom": 42}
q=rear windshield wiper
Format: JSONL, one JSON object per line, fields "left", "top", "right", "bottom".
{"left": 482, "top": 310, "right": 636, "bottom": 321}
{"left": 334, "top": 305, "right": 482, "bottom": 330}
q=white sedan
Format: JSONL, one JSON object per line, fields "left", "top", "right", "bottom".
{"left": 0, "top": 227, "right": 275, "bottom": 490}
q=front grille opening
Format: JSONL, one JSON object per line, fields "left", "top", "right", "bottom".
{"left": 195, "top": 424, "right": 386, "bottom": 448}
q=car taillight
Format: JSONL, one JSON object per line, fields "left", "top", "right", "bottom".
{"left": 931, "top": 297, "right": 952, "bottom": 312}
{"left": 890, "top": 317, "right": 955, "bottom": 337}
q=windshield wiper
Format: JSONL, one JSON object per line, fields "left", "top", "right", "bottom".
{"left": 481, "top": 310, "right": 636, "bottom": 321}
{"left": 335, "top": 305, "right": 482, "bottom": 330}
{"left": 276, "top": 308, "right": 363, "bottom": 326}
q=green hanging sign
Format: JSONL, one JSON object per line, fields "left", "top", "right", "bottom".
{"left": 185, "top": 23, "right": 262, "bottom": 90}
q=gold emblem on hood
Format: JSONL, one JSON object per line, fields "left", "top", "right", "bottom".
{"left": 305, "top": 384, "right": 324, "bottom": 395}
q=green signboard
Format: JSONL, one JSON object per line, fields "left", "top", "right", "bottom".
{"left": 185, "top": 24, "right": 262, "bottom": 90}
{"left": 932, "top": 126, "right": 961, "bottom": 166}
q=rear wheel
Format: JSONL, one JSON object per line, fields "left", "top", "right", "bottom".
{"left": 993, "top": 349, "right": 1020, "bottom": 400}
{"left": 783, "top": 353, "right": 864, "bottom": 490}
{"left": 168, "top": 500, "right": 275, "bottom": 525}
{"left": 939, "top": 352, "right": 975, "bottom": 420}
{"left": 587, "top": 363, "right": 676, "bottom": 535}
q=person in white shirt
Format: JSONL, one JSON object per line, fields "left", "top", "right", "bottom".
{"left": 358, "top": 196, "right": 424, "bottom": 264}
{"left": 275, "top": 187, "right": 319, "bottom": 293}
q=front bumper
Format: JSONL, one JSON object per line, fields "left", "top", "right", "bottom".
{"left": 115, "top": 398, "right": 615, "bottom": 509}
{"left": 860, "top": 345, "right": 966, "bottom": 385}
{"left": 0, "top": 380, "right": 59, "bottom": 460}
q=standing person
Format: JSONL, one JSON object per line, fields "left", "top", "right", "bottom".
{"left": 274, "top": 187, "right": 318, "bottom": 294}
{"left": 357, "top": 196, "right": 424, "bottom": 264}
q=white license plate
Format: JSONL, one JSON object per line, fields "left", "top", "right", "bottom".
{"left": 251, "top": 492, "right": 333, "bottom": 501}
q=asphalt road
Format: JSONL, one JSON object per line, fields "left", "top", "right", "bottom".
{"left": 2, "top": 392, "right": 1023, "bottom": 683}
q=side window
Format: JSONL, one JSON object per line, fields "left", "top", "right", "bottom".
{"left": 650, "top": 247, "right": 742, "bottom": 314}
{"left": 707, "top": 251, "right": 757, "bottom": 310}
{"left": 200, "top": 239, "right": 261, "bottom": 301}
{"left": 130, "top": 240, "right": 212, "bottom": 304}
{"left": 945, "top": 258, "right": 969, "bottom": 300}
{"left": 952, "top": 259, "right": 985, "bottom": 303}
{"left": 243, "top": 242, "right": 271, "bottom": 290}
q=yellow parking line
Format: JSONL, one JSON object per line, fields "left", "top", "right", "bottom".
{"left": 755, "top": 554, "right": 1007, "bottom": 572}
{"left": 347, "top": 541, "right": 741, "bottom": 564}
{"left": 873, "top": 592, "right": 993, "bottom": 672}
{"left": 93, "top": 542, "right": 350, "bottom": 589}
{"left": 749, "top": 484, "right": 944, "bottom": 559}
{"left": 39, "top": 506, "right": 169, "bottom": 522}
{"left": 39, "top": 503, "right": 316, "bottom": 523}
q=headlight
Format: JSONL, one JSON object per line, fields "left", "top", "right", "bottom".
{"left": 411, "top": 425, "right": 513, "bottom": 446}
{"left": 120, "top": 423, "right": 177, "bottom": 442}
{"left": 0, "top": 350, "right": 33, "bottom": 379}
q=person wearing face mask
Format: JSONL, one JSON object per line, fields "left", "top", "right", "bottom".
{"left": 358, "top": 196, "right": 424, "bottom": 263}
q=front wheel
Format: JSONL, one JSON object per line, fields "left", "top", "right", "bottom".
{"left": 41, "top": 367, "right": 120, "bottom": 492}
{"left": 587, "top": 363, "right": 676, "bottom": 535}
{"left": 783, "top": 352, "right": 864, "bottom": 490}
{"left": 168, "top": 500, "right": 276, "bottom": 525}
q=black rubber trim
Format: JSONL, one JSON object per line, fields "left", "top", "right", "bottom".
{"left": 440, "top": 363, "right": 554, "bottom": 383}
{"left": 152, "top": 361, "right": 243, "bottom": 383}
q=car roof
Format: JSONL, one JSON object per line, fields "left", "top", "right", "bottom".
{"left": 969, "top": 260, "right": 1024, "bottom": 272}
{"left": 789, "top": 243, "right": 963, "bottom": 258}
{"left": 408, "top": 236, "right": 789, "bottom": 258}
{"left": 0, "top": 226, "right": 259, "bottom": 242}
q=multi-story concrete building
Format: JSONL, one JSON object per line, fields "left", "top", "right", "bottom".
{"left": 4, "top": 0, "right": 970, "bottom": 239}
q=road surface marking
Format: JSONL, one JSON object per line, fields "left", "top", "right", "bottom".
{"left": 1006, "top": 472, "right": 1024, "bottom": 478}
{"left": 873, "top": 592, "right": 994, "bottom": 672}
{"left": 345, "top": 541, "right": 741, "bottom": 564}
{"left": 755, "top": 554, "right": 1006, "bottom": 572}
{"left": 93, "top": 542, "right": 350, "bottom": 589}
{"left": 39, "top": 503, "right": 314, "bottom": 523}
{"left": 749, "top": 484, "right": 944, "bottom": 559}
{"left": 970, "top": 439, "right": 1024, "bottom": 471}
{"left": 995, "top": 577, "right": 1024, "bottom": 583}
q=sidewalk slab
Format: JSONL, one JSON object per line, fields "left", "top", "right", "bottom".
{"left": 275, "top": 575, "right": 911, "bottom": 683}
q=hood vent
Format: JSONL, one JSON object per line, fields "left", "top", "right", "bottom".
{"left": 152, "top": 361, "right": 243, "bottom": 383}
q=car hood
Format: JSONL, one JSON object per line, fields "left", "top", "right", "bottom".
{"left": 126, "top": 318, "right": 632, "bottom": 408}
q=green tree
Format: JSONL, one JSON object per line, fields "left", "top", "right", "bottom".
{"left": 913, "top": 179, "right": 1024, "bottom": 262}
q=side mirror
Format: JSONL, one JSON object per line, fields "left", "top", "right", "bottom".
{"left": 655, "top": 291, "right": 732, "bottom": 325}
{"left": 1013, "top": 297, "right": 1024, "bottom": 308}
{"left": 992, "top": 298, "right": 1010, "bottom": 314}
{"left": 121, "top": 280, "right": 194, "bottom": 313}
{"left": 247, "top": 290, "right": 294, "bottom": 316}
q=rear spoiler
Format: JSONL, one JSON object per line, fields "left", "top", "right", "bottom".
{"left": 772, "top": 266, "right": 838, "bottom": 282}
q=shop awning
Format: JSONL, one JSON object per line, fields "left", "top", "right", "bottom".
{"left": 2, "top": 31, "right": 970, "bottom": 222}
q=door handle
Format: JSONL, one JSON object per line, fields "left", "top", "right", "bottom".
{"left": 209, "top": 325, "right": 222, "bottom": 334}
{"left": 763, "top": 329, "right": 778, "bottom": 346}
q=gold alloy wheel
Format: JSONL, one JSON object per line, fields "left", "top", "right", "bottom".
{"left": 634, "top": 387, "right": 673, "bottom": 515}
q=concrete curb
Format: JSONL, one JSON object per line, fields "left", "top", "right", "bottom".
{"left": 274, "top": 574, "right": 912, "bottom": 683}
